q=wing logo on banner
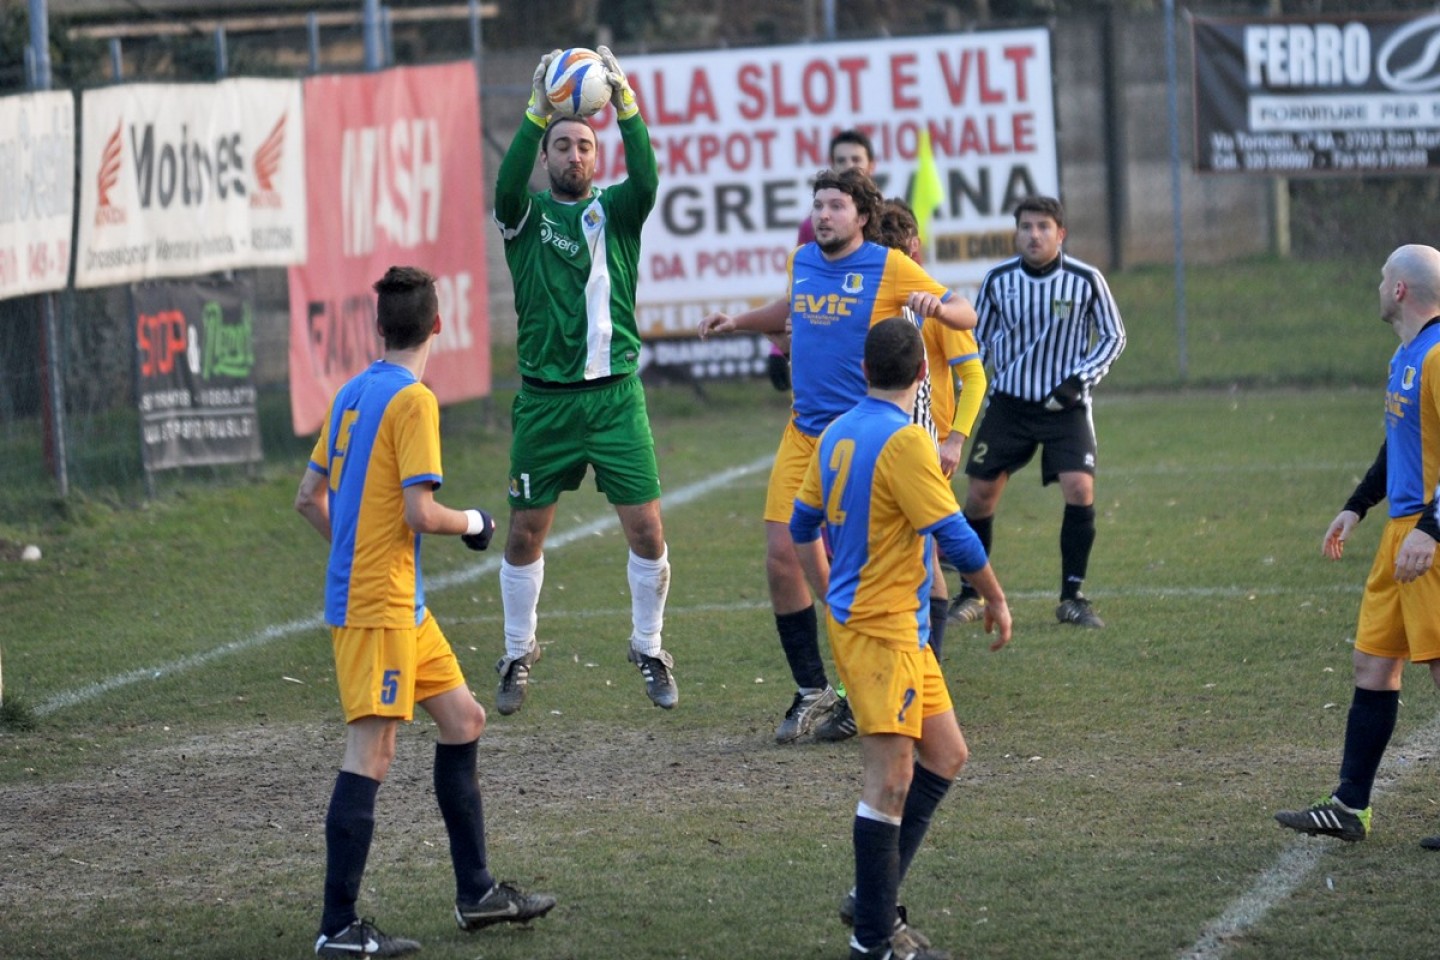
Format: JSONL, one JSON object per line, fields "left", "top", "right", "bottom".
{"left": 96, "top": 119, "right": 126, "bottom": 225}
{"left": 251, "top": 113, "right": 287, "bottom": 209}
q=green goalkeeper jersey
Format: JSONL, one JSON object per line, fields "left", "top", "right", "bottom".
{"left": 494, "top": 114, "right": 658, "bottom": 384}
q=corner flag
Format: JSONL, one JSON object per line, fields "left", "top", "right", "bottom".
{"left": 910, "top": 129, "right": 944, "bottom": 250}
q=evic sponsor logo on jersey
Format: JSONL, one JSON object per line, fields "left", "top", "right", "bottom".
{"left": 1386, "top": 366, "right": 1418, "bottom": 419}
{"left": 793, "top": 272, "right": 866, "bottom": 324}
{"left": 92, "top": 111, "right": 292, "bottom": 227}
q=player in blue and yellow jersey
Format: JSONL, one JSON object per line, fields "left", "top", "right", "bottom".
{"left": 699, "top": 168, "right": 977, "bottom": 745}
{"left": 790, "top": 317, "right": 1011, "bottom": 960}
{"left": 295, "top": 267, "right": 554, "bottom": 958}
{"left": 874, "top": 198, "right": 987, "bottom": 668}
{"left": 1274, "top": 244, "right": 1440, "bottom": 848}
{"left": 490, "top": 48, "right": 676, "bottom": 717}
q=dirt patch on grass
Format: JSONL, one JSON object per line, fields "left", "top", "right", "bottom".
{"left": 0, "top": 721, "right": 859, "bottom": 912}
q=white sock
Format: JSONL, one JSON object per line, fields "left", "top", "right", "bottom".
{"left": 500, "top": 556, "right": 544, "bottom": 660}
{"left": 627, "top": 546, "right": 670, "bottom": 656}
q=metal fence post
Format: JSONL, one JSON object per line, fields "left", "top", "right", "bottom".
{"left": 307, "top": 13, "right": 320, "bottom": 74}
{"left": 215, "top": 25, "right": 228, "bottom": 78}
{"left": 1164, "top": 0, "right": 1188, "bottom": 380}
{"left": 363, "top": 0, "right": 382, "bottom": 71}
{"left": 29, "top": 0, "right": 70, "bottom": 497}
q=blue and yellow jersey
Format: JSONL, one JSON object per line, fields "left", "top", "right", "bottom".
{"left": 923, "top": 322, "right": 983, "bottom": 440}
{"left": 791, "top": 397, "right": 986, "bottom": 650}
{"left": 308, "top": 361, "right": 444, "bottom": 628}
{"left": 1385, "top": 321, "right": 1440, "bottom": 517}
{"left": 787, "top": 242, "right": 952, "bottom": 437}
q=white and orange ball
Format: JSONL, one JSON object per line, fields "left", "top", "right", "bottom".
{"left": 545, "top": 48, "right": 611, "bottom": 118}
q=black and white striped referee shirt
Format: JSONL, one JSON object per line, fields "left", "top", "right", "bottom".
{"left": 973, "top": 252, "right": 1126, "bottom": 404}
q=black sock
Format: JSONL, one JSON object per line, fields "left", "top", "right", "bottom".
{"left": 853, "top": 813, "right": 901, "bottom": 950}
{"left": 958, "top": 514, "right": 993, "bottom": 600}
{"left": 776, "top": 605, "right": 827, "bottom": 690}
{"left": 928, "top": 596, "right": 949, "bottom": 661}
{"left": 1060, "top": 503, "right": 1096, "bottom": 601}
{"left": 321, "top": 771, "right": 380, "bottom": 937}
{"left": 435, "top": 739, "right": 494, "bottom": 903}
{"left": 1335, "top": 687, "right": 1400, "bottom": 810}
{"left": 898, "top": 763, "right": 953, "bottom": 883}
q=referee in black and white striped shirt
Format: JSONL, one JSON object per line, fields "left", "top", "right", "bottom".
{"left": 948, "top": 196, "right": 1127, "bottom": 629}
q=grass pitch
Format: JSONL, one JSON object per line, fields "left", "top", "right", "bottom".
{"left": 5, "top": 381, "right": 1439, "bottom": 960}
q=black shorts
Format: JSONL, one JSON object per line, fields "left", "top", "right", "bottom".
{"left": 963, "top": 392, "right": 1097, "bottom": 486}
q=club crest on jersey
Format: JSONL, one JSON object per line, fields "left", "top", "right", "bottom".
{"left": 842, "top": 273, "right": 865, "bottom": 295}
{"left": 1403, "top": 366, "right": 1417, "bottom": 390}
{"left": 582, "top": 202, "right": 604, "bottom": 231}
{"left": 1052, "top": 298, "right": 1074, "bottom": 321}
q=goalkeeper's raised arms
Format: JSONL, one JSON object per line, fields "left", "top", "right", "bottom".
{"left": 597, "top": 45, "right": 638, "bottom": 120}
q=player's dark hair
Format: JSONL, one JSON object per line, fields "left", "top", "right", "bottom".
{"left": 373, "top": 266, "right": 438, "bottom": 351}
{"left": 542, "top": 116, "right": 596, "bottom": 153}
{"left": 829, "top": 129, "right": 875, "bottom": 167}
{"left": 865, "top": 317, "right": 925, "bottom": 391}
{"left": 877, "top": 198, "right": 919, "bottom": 251}
{"left": 1014, "top": 195, "right": 1065, "bottom": 229}
{"left": 813, "top": 167, "right": 885, "bottom": 241}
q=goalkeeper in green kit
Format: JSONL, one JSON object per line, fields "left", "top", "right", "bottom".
{"left": 491, "top": 47, "right": 676, "bottom": 716}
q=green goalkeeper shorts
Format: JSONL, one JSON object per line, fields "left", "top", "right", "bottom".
{"left": 508, "top": 373, "right": 661, "bottom": 509}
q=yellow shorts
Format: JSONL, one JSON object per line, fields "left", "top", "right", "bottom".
{"left": 764, "top": 418, "right": 820, "bottom": 524}
{"left": 1355, "top": 516, "right": 1440, "bottom": 663}
{"left": 331, "top": 609, "right": 467, "bottom": 723}
{"left": 828, "top": 614, "right": 953, "bottom": 739}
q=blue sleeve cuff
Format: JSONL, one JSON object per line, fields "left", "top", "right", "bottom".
{"left": 927, "top": 514, "right": 987, "bottom": 572}
{"left": 790, "top": 501, "right": 825, "bottom": 544}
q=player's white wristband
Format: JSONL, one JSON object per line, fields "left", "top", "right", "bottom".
{"left": 464, "top": 509, "right": 487, "bottom": 536}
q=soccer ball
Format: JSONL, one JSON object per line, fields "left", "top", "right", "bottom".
{"left": 545, "top": 48, "right": 611, "bottom": 119}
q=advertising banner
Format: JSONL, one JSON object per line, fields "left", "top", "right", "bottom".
{"left": 1194, "top": 13, "right": 1440, "bottom": 175}
{"left": 133, "top": 277, "right": 263, "bottom": 472}
{"left": 288, "top": 62, "right": 490, "bottom": 436}
{"left": 639, "top": 333, "right": 777, "bottom": 385}
{"left": 76, "top": 79, "right": 307, "bottom": 288}
{"left": 581, "top": 29, "right": 1056, "bottom": 337}
{"left": 0, "top": 91, "right": 74, "bottom": 300}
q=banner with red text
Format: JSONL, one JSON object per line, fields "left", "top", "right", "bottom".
{"left": 0, "top": 91, "right": 74, "bottom": 300}
{"left": 579, "top": 29, "right": 1056, "bottom": 337}
{"left": 288, "top": 62, "right": 489, "bottom": 436}
{"left": 133, "top": 277, "right": 262, "bottom": 472}
{"left": 76, "top": 80, "right": 307, "bottom": 288}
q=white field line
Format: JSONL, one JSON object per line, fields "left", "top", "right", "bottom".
{"left": 1181, "top": 712, "right": 1440, "bottom": 960}
{"left": 35, "top": 453, "right": 775, "bottom": 718}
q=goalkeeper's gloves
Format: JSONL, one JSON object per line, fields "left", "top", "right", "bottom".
{"left": 1043, "top": 375, "right": 1086, "bottom": 412}
{"left": 461, "top": 509, "right": 497, "bottom": 551}
{"left": 597, "top": 45, "right": 638, "bottom": 120}
{"left": 526, "top": 50, "right": 561, "bottom": 126}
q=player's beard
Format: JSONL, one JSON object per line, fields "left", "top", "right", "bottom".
{"left": 816, "top": 224, "right": 858, "bottom": 256}
{"left": 550, "top": 165, "right": 591, "bottom": 201}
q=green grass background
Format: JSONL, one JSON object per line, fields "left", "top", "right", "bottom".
{"left": 4, "top": 258, "right": 1438, "bottom": 960}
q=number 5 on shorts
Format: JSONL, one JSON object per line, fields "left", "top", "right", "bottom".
{"left": 380, "top": 669, "right": 400, "bottom": 705}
